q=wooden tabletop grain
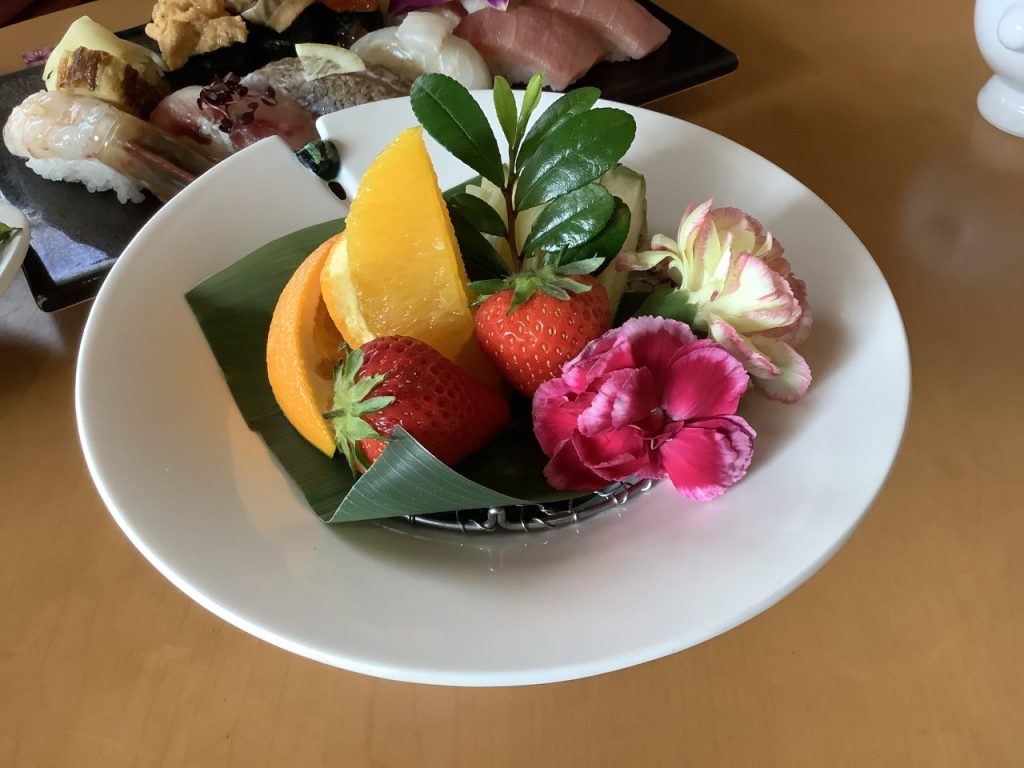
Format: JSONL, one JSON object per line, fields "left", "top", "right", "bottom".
{"left": 2, "top": 1, "right": 1023, "bottom": 765}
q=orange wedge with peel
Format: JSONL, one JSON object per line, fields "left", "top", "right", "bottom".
{"left": 320, "top": 126, "right": 499, "bottom": 388}
{"left": 267, "top": 233, "right": 346, "bottom": 457}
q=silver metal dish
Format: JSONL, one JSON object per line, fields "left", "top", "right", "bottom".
{"left": 405, "top": 478, "right": 655, "bottom": 534}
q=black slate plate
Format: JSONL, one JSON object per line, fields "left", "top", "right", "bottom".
{"left": 0, "top": 2, "right": 736, "bottom": 311}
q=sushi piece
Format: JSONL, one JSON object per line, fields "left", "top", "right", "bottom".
{"left": 454, "top": 5, "right": 603, "bottom": 91}
{"left": 293, "top": 68, "right": 409, "bottom": 117}
{"left": 3, "top": 91, "right": 215, "bottom": 204}
{"left": 149, "top": 75, "right": 319, "bottom": 161}
{"left": 352, "top": 11, "right": 491, "bottom": 90}
{"left": 524, "top": 0, "right": 670, "bottom": 62}
{"left": 242, "top": 58, "right": 409, "bottom": 118}
{"left": 43, "top": 17, "right": 169, "bottom": 117}
{"left": 49, "top": 47, "right": 169, "bottom": 118}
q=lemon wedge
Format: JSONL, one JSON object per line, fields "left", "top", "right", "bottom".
{"left": 295, "top": 43, "right": 366, "bottom": 79}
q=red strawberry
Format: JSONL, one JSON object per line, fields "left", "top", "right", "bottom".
{"left": 326, "top": 336, "right": 511, "bottom": 472}
{"left": 473, "top": 273, "right": 612, "bottom": 397}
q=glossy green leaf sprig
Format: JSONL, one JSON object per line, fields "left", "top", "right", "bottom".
{"left": 0, "top": 221, "right": 20, "bottom": 245}
{"left": 410, "top": 73, "right": 636, "bottom": 280}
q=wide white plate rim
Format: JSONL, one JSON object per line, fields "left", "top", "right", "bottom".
{"left": 75, "top": 94, "right": 911, "bottom": 686}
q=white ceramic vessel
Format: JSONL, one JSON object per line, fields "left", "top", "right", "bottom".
{"left": 976, "top": 0, "right": 1024, "bottom": 136}
{"left": 76, "top": 94, "right": 910, "bottom": 686}
{"left": 0, "top": 200, "right": 29, "bottom": 297}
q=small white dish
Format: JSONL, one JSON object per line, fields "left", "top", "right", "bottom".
{"left": 76, "top": 94, "right": 910, "bottom": 686}
{"left": 976, "top": 0, "right": 1024, "bottom": 136}
{"left": 0, "top": 200, "right": 29, "bottom": 297}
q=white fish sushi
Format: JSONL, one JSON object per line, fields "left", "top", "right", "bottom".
{"left": 352, "top": 11, "right": 491, "bottom": 90}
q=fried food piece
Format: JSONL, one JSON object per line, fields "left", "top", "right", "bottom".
{"left": 241, "top": 0, "right": 316, "bottom": 33}
{"left": 146, "top": 0, "right": 248, "bottom": 70}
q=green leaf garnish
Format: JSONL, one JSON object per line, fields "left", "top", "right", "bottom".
{"left": 410, "top": 73, "right": 505, "bottom": 187}
{"left": 557, "top": 197, "right": 631, "bottom": 269}
{"left": 0, "top": 222, "right": 20, "bottom": 245}
{"left": 515, "top": 108, "right": 636, "bottom": 210}
{"left": 447, "top": 192, "right": 507, "bottom": 237}
{"left": 516, "top": 87, "right": 600, "bottom": 172}
{"left": 449, "top": 208, "right": 509, "bottom": 280}
{"left": 468, "top": 260, "right": 599, "bottom": 314}
{"left": 636, "top": 284, "right": 699, "bottom": 326}
{"left": 323, "top": 348, "right": 395, "bottom": 474}
{"left": 515, "top": 72, "right": 545, "bottom": 139}
{"left": 414, "top": 74, "right": 637, "bottom": 306}
{"left": 492, "top": 75, "right": 517, "bottom": 145}
{"left": 186, "top": 220, "right": 594, "bottom": 523}
{"left": 521, "top": 184, "right": 614, "bottom": 255}
{"left": 556, "top": 256, "right": 605, "bottom": 275}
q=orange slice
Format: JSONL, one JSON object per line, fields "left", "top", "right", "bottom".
{"left": 320, "top": 126, "right": 498, "bottom": 387}
{"left": 267, "top": 233, "right": 346, "bottom": 457}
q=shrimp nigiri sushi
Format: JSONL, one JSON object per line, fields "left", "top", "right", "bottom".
{"left": 3, "top": 90, "right": 214, "bottom": 204}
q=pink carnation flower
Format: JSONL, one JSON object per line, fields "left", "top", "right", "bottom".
{"left": 622, "top": 202, "right": 812, "bottom": 403}
{"left": 532, "top": 316, "right": 755, "bottom": 501}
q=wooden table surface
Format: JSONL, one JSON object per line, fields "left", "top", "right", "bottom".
{"left": 2, "top": 1, "right": 1023, "bottom": 765}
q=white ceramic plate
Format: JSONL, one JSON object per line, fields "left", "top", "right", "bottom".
{"left": 77, "top": 94, "right": 910, "bottom": 687}
{"left": 0, "top": 199, "right": 29, "bottom": 296}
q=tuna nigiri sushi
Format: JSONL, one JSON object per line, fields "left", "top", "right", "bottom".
{"left": 525, "top": 0, "right": 670, "bottom": 62}
{"left": 455, "top": 5, "right": 603, "bottom": 91}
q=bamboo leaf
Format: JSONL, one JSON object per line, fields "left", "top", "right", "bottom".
{"left": 411, "top": 73, "right": 505, "bottom": 187}
{"left": 185, "top": 218, "right": 357, "bottom": 519}
{"left": 186, "top": 219, "right": 593, "bottom": 523}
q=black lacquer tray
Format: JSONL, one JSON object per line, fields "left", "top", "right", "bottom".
{"left": 0, "top": 2, "right": 736, "bottom": 311}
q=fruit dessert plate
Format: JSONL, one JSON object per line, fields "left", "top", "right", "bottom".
{"left": 77, "top": 87, "right": 909, "bottom": 686}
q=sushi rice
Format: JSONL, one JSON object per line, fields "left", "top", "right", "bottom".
{"left": 25, "top": 157, "right": 145, "bottom": 204}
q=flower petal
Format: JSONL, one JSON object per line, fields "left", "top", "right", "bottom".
{"left": 748, "top": 336, "right": 812, "bottom": 403}
{"left": 533, "top": 378, "right": 595, "bottom": 455}
{"left": 543, "top": 435, "right": 608, "bottom": 491}
{"left": 709, "top": 318, "right": 781, "bottom": 378}
{"left": 618, "top": 248, "right": 672, "bottom": 272}
{"left": 578, "top": 367, "right": 659, "bottom": 437}
{"left": 756, "top": 231, "right": 789, "bottom": 273}
{"left": 710, "top": 253, "right": 800, "bottom": 333}
{"left": 664, "top": 340, "right": 749, "bottom": 420}
{"left": 658, "top": 417, "right": 755, "bottom": 501}
{"left": 710, "top": 206, "right": 763, "bottom": 257}
{"left": 678, "top": 199, "right": 713, "bottom": 250}
{"left": 562, "top": 330, "right": 635, "bottom": 390}
{"left": 762, "top": 273, "right": 812, "bottom": 348}
{"left": 614, "top": 316, "right": 697, "bottom": 384}
{"left": 574, "top": 427, "right": 657, "bottom": 480}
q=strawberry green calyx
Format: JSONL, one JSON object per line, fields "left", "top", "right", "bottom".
{"left": 323, "top": 348, "right": 395, "bottom": 474}
{"left": 468, "top": 256, "right": 605, "bottom": 314}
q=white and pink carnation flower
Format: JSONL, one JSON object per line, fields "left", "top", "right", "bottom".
{"left": 532, "top": 317, "right": 755, "bottom": 501}
{"left": 622, "top": 202, "right": 812, "bottom": 403}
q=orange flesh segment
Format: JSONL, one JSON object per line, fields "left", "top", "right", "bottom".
{"left": 267, "top": 233, "right": 345, "bottom": 457}
{"left": 320, "top": 126, "right": 499, "bottom": 387}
